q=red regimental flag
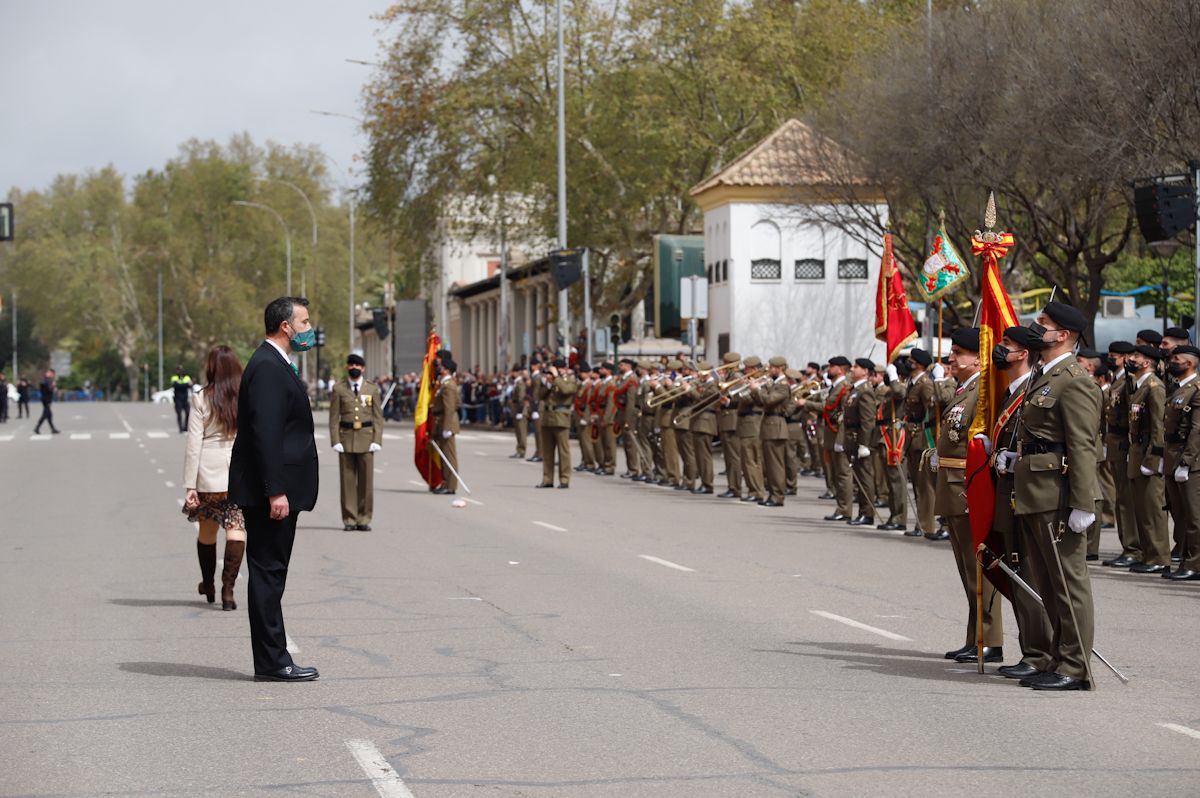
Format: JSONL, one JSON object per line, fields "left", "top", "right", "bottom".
{"left": 413, "top": 332, "right": 444, "bottom": 488}
{"left": 874, "top": 233, "right": 918, "bottom": 364}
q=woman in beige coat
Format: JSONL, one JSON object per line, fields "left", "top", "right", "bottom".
{"left": 182, "top": 346, "right": 246, "bottom": 610}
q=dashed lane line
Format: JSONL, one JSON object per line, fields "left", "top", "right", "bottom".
{"left": 164, "top": 481, "right": 176, "bottom": 488}
{"left": 638, "top": 554, "right": 695, "bottom": 573}
{"left": 109, "top": 432, "right": 130, "bottom": 440}
{"left": 69, "top": 433, "right": 92, "bottom": 440}
{"left": 1160, "top": 723, "right": 1200, "bottom": 741}
{"left": 810, "top": 610, "right": 912, "bottom": 642}
{"left": 285, "top": 634, "right": 299, "bottom": 654}
{"left": 0, "top": 435, "right": 12, "bottom": 442}
{"left": 344, "top": 739, "right": 417, "bottom": 798}
{"left": 463, "top": 497, "right": 484, "bottom": 506}
{"left": 146, "top": 431, "right": 170, "bottom": 439}
{"left": 533, "top": 521, "right": 567, "bottom": 532}
{"left": 31, "top": 435, "right": 52, "bottom": 441}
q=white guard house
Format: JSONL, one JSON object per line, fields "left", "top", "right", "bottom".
{"left": 690, "top": 119, "right": 889, "bottom": 366}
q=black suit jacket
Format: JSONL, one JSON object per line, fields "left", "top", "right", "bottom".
{"left": 40, "top": 380, "right": 55, "bottom": 405}
{"left": 228, "top": 342, "right": 319, "bottom": 511}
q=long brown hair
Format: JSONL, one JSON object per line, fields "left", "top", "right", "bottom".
{"left": 203, "top": 345, "right": 242, "bottom": 438}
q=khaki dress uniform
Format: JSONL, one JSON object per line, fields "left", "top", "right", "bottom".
{"left": 674, "top": 387, "right": 697, "bottom": 490}
{"left": 689, "top": 376, "right": 719, "bottom": 491}
{"left": 430, "top": 375, "right": 461, "bottom": 492}
{"left": 844, "top": 379, "right": 878, "bottom": 518}
{"left": 1013, "top": 356, "right": 1101, "bottom": 684}
{"left": 539, "top": 371, "right": 578, "bottom": 485}
{"left": 1172, "top": 374, "right": 1200, "bottom": 575}
{"left": 329, "top": 378, "right": 385, "bottom": 525}
{"left": 655, "top": 375, "right": 682, "bottom": 486}
{"left": 530, "top": 368, "right": 545, "bottom": 460}
{"left": 785, "top": 375, "right": 805, "bottom": 493}
{"left": 615, "top": 371, "right": 641, "bottom": 476}
{"left": 737, "top": 392, "right": 766, "bottom": 502}
{"left": 1163, "top": 374, "right": 1200, "bottom": 560}
{"left": 1096, "top": 383, "right": 1117, "bottom": 528}
{"left": 877, "top": 378, "right": 908, "bottom": 526}
{"left": 511, "top": 378, "right": 529, "bottom": 457}
{"left": 1128, "top": 372, "right": 1170, "bottom": 566}
{"left": 636, "top": 373, "right": 658, "bottom": 480}
{"left": 597, "top": 377, "right": 617, "bottom": 473}
{"left": 935, "top": 373, "right": 1004, "bottom": 648}
{"left": 575, "top": 379, "right": 597, "bottom": 470}
{"left": 905, "top": 372, "right": 937, "bottom": 534}
{"left": 719, "top": 369, "right": 743, "bottom": 497}
{"left": 1102, "top": 371, "right": 1140, "bottom": 561}
{"left": 756, "top": 372, "right": 791, "bottom": 504}
{"left": 810, "top": 377, "right": 853, "bottom": 517}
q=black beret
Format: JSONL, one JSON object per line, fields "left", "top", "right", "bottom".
{"left": 807, "top": 362, "right": 821, "bottom": 371}
{"left": 619, "top": 357, "right": 637, "bottom": 366}
{"left": 1095, "top": 361, "right": 1111, "bottom": 378}
{"left": 601, "top": 361, "right": 615, "bottom": 372}
{"left": 1108, "top": 340, "right": 1135, "bottom": 354}
{"left": 855, "top": 357, "right": 875, "bottom": 370}
{"left": 1002, "top": 326, "right": 1033, "bottom": 349}
{"left": 1137, "top": 328, "right": 1163, "bottom": 345}
{"left": 1166, "top": 327, "right": 1191, "bottom": 341}
{"left": 951, "top": 327, "right": 980, "bottom": 352}
{"left": 1077, "top": 348, "right": 1102, "bottom": 360}
{"left": 552, "top": 357, "right": 567, "bottom": 368}
{"left": 1134, "top": 344, "right": 1164, "bottom": 361}
{"left": 910, "top": 348, "right": 933, "bottom": 367}
{"left": 443, "top": 359, "right": 458, "bottom": 373}
{"left": 346, "top": 353, "right": 366, "bottom": 366}
{"left": 1172, "top": 345, "right": 1200, "bottom": 359}
{"left": 1043, "top": 301, "right": 1087, "bottom": 333}
{"left": 577, "top": 361, "right": 591, "bottom": 372}
{"left": 828, "top": 355, "right": 851, "bottom": 367}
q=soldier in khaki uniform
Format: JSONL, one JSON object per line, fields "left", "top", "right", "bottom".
{"left": 784, "top": 368, "right": 805, "bottom": 493}
{"left": 717, "top": 352, "right": 743, "bottom": 498}
{"left": 594, "top": 363, "right": 617, "bottom": 475}
{"left": 654, "top": 360, "right": 683, "bottom": 487}
{"left": 934, "top": 327, "right": 1004, "bottom": 664}
{"left": 688, "top": 360, "right": 719, "bottom": 494}
{"left": 844, "top": 357, "right": 878, "bottom": 525}
{"left": 1162, "top": 345, "right": 1200, "bottom": 576}
{"left": 811, "top": 356, "right": 854, "bottom": 520}
{"left": 903, "top": 349, "right": 937, "bottom": 537}
{"left": 635, "top": 361, "right": 658, "bottom": 482}
{"left": 673, "top": 362, "right": 697, "bottom": 491}
{"left": 528, "top": 360, "right": 545, "bottom": 462}
{"left": 329, "top": 354, "right": 384, "bottom": 530}
{"left": 1101, "top": 341, "right": 1141, "bottom": 566}
{"left": 1166, "top": 345, "right": 1200, "bottom": 580}
{"left": 1011, "top": 302, "right": 1101, "bottom": 690}
{"left": 430, "top": 359, "right": 461, "bottom": 495}
{"left": 574, "top": 365, "right": 598, "bottom": 472}
{"left": 736, "top": 356, "right": 766, "bottom": 503}
{"left": 535, "top": 358, "right": 577, "bottom": 488}
{"left": 1125, "top": 344, "right": 1170, "bottom": 573}
{"left": 875, "top": 362, "right": 908, "bottom": 530}
{"left": 801, "top": 362, "right": 826, "bottom": 482}
{"left": 614, "top": 359, "right": 641, "bottom": 479}
{"left": 755, "top": 356, "right": 791, "bottom": 506}
{"left": 510, "top": 366, "right": 529, "bottom": 459}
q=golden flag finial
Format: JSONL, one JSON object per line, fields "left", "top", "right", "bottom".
{"left": 984, "top": 191, "right": 997, "bottom": 231}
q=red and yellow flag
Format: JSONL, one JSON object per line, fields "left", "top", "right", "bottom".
{"left": 413, "top": 332, "right": 444, "bottom": 488}
{"left": 874, "top": 233, "right": 918, "bottom": 364}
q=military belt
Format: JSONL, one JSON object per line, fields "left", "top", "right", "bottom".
{"left": 553, "top": 404, "right": 572, "bottom": 411}
{"left": 738, "top": 410, "right": 763, "bottom": 417}
{"left": 764, "top": 411, "right": 786, "bottom": 418}
{"left": 1018, "top": 440, "right": 1065, "bottom": 455}
{"left": 940, "top": 456, "right": 967, "bottom": 469}
{"left": 340, "top": 421, "right": 373, "bottom": 429}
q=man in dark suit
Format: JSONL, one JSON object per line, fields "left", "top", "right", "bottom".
{"left": 34, "top": 368, "right": 60, "bottom": 434}
{"left": 228, "top": 297, "right": 320, "bottom": 682}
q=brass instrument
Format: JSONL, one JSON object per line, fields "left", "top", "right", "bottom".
{"left": 790, "top": 378, "right": 824, "bottom": 401}
{"left": 675, "top": 367, "right": 764, "bottom": 422}
{"left": 644, "top": 362, "right": 738, "bottom": 408}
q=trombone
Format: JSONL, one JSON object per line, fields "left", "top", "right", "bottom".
{"left": 645, "top": 362, "right": 739, "bottom": 408}
{"left": 675, "top": 367, "right": 764, "bottom": 422}
{"left": 790, "top": 377, "right": 825, "bottom": 402}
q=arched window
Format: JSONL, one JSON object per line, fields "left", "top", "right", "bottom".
{"left": 750, "top": 220, "right": 781, "bottom": 281}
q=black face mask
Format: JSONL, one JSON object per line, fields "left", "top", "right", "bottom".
{"left": 992, "top": 345, "right": 1014, "bottom": 370}
{"left": 348, "top": 368, "right": 363, "bottom": 379}
{"left": 1025, "top": 322, "right": 1053, "bottom": 352}
{"left": 1104, "top": 355, "right": 1117, "bottom": 371}
{"left": 1168, "top": 363, "right": 1187, "bottom": 377}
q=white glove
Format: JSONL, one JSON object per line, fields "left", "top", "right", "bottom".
{"left": 1067, "top": 508, "right": 1096, "bottom": 533}
{"left": 857, "top": 445, "right": 871, "bottom": 459}
{"left": 516, "top": 413, "right": 523, "bottom": 420}
{"left": 886, "top": 364, "right": 898, "bottom": 381}
{"left": 930, "top": 451, "right": 939, "bottom": 469}
{"left": 531, "top": 412, "right": 540, "bottom": 420}
{"left": 1175, "top": 465, "right": 1190, "bottom": 483}
{"left": 931, "top": 364, "right": 946, "bottom": 380}
{"left": 580, "top": 419, "right": 588, "bottom": 426}
{"left": 1140, "top": 464, "right": 1154, "bottom": 477}
{"left": 833, "top": 443, "right": 844, "bottom": 453}
{"left": 369, "top": 442, "right": 382, "bottom": 453}
{"left": 995, "top": 449, "right": 1017, "bottom": 475}
{"left": 442, "top": 429, "right": 452, "bottom": 439}
{"left": 332, "top": 442, "right": 345, "bottom": 453}
{"left": 1102, "top": 445, "right": 1108, "bottom": 460}
{"left": 973, "top": 433, "right": 992, "bottom": 455}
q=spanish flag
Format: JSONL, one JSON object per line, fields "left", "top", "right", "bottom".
{"left": 413, "top": 332, "right": 444, "bottom": 488}
{"left": 874, "top": 232, "right": 918, "bottom": 364}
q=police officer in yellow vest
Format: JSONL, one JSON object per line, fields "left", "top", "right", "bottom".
{"left": 329, "top": 353, "right": 384, "bottom": 531}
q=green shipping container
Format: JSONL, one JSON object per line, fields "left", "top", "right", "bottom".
{"left": 653, "top": 234, "right": 705, "bottom": 338}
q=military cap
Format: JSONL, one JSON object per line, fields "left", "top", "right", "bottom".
{"left": 666, "top": 358, "right": 683, "bottom": 369}
{"left": 1044, "top": 301, "right": 1087, "bottom": 333}
{"left": 443, "top": 359, "right": 458, "bottom": 373}
{"left": 1166, "top": 326, "right": 1191, "bottom": 341}
{"left": 552, "top": 357, "right": 567, "bottom": 368}
{"left": 828, "top": 355, "right": 851, "bottom": 367}
{"left": 807, "top": 362, "right": 821, "bottom": 371}
{"left": 577, "top": 361, "right": 591, "bottom": 372}
{"left": 743, "top": 355, "right": 762, "bottom": 368}
{"left": 785, "top": 368, "right": 802, "bottom": 380}
{"left": 619, "top": 357, "right": 637, "bottom": 366}
{"left": 1002, "top": 326, "right": 1034, "bottom": 349}
{"left": 723, "top": 352, "right": 741, "bottom": 364}
{"left": 346, "top": 353, "right": 366, "bottom": 366}
{"left": 874, "top": 363, "right": 886, "bottom": 374}
{"left": 1077, "top": 348, "right": 1103, "bottom": 360}
{"left": 1137, "top": 328, "right": 1163, "bottom": 345}
{"left": 768, "top": 356, "right": 787, "bottom": 368}
{"left": 600, "top": 361, "right": 615, "bottom": 372}
{"left": 909, "top": 348, "right": 933, "bottom": 367}
{"left": 1134, "top": 344, "right": 1164, "bottom": 361}
{"left": 853, "top": 357, "right": 874, "bottom": 370}
{"left": 1108, "top": 340, "right": 1135, "bottom": 354}
{"left": 697, "top": 360, "right": 713, "bottom": 371}
{"left": 1172, "top": 344, "right": 1200, "bottom": 359}
{"left": 950, "top": 327, "right": 980, "bottom": 352}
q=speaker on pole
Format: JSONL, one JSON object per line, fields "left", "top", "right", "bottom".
{"left": 549, "top": 248, "right": 583, "bottom": 290}
{"left": 1134, "top": 178, "right": 1195, "bottom": 242}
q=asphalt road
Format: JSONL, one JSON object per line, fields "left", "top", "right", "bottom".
{"left": 1, "top": 403, "right": 1198, "bottom": 797}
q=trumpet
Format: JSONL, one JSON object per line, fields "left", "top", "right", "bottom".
{"left": 790, "top": 378, "right": 825, "bottom": 401}
{"left": 644, "top": 362, "right": 738, "bottom": 408}
{"left": 676, "top": 367, "right": 765, "bottom": 421}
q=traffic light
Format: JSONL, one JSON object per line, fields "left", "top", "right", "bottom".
{"left": 314, "top": 327, "right": 327, "bottom": 348}
{"left": 609, "top": 313, "right": 622, "bottom": 344}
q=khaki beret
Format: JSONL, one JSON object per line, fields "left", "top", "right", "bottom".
{"left": 666, "top": 358, "right": 683, "bottom": 369}
{"left": 784, "top": 368, "right": 802, "bottom": 380}
{"left": 722, "top": 351, "right": 741, "bottom": 364}
{"left": 697, "top": 360, "right": 713, "bottom": 371}
{"left": 743, "top": 355, "right": 762, "bottom": 368}
{"left": 768, "top": 356, "right": 787, "bottom": 368}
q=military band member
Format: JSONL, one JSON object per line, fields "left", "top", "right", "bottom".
{"left": 527, "top": 360, "right": 545, "bottom": 462}
{"left": 1012, "top": 302, "right": 1100, "bottom": 690}
{"left": 934, "top": 327, "right": 1004, "bottom": 663}
{"left": 756, "top": 356, "right": 791, "bottom": 506}
{"left": 615, "top": 358, "right": 642, "bottom": 478}
{"left": 329, "top": 354, "right": 384, "bottom": 530}
{"left": 717, "top": 352, "right": 744, "bottom": 498}
{"left": 844, "top": 358, "right": 878, "bottom": 525}
{"left": 431, "top": 359, "right": 461, "bottom": 495}
{"left": 737, "top": 356, "right": 766, "bottom": 503}
{"left": 1125, "top": 343, "right": 1170, "bottom": 573}
{"left": 655, "top": 360, "right": 683, "bottom": 487}
{"left": 689, "top": 360, "right": 719, "bottom": 494}
{"left": 1163, "top": 345, "right": 1200, "bottom": 577}
{"left": 595, "top": 363, "right": 617, "bottom": 475}
{"left": 801, "top": 362, "right": 825, "bottom": 479}
{"left": 814, "top": 356, "right": 854, "bottom": 521}
{"left": 535, "top": 358, "right": 577, "bottom": 488}
{"left": 876, "top": 361, "right": 908, "bottom": 530}
{"left": 636, "top": 361, "right": 659, "bottom": 482}
{"left": 904, "top": 349, "right": 937, "bottom": 537}
{"left": 673, "top": 362, "right": 698, "bottom": 491}
{"left": 1075, "top": 348, "right": 1107, "bottom": 559}
{"left": 575, "top": 365, "right": 598, "bottom": 472}
{"left": 784, "top": 368, "right": 805, "bottom": 494}
{"left": 1166, "top": 345, "right": 1200, "bottom": 581}
{"left": 1101, "top": 341, "right": 1142, "bottom": 567}
{"left": 510, "top": 365, "right": 529, "bottom": 459}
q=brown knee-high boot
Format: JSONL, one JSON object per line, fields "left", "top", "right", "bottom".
{"left": 221, "top": 540, "right": 245, "bottom": 611}
{"left": 197, "top": 541, "right": 217, "bottom": 603}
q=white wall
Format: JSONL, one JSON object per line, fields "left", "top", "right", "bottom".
{"left": 704, "top": 205, "right": 733, "bottom": 357}
{"left": 705, "top": 201, "right": 888, "bottom": 366}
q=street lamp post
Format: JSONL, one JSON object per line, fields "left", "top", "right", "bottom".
{"left": 157, "top": 269, "right": 163, "bottom": 394}
{"left": 555, "top": 0, "right": 569, "bottom": 355}
{"left": 233, "top": 200, "right": 292, "bottom": 295}
{"left": 309, "top": 134, "right": 359, "bottom": 355}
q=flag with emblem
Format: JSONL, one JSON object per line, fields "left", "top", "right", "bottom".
{"left": 413, "top": 332, "right": 444, "bottom": 488}
{"left": 915, "top": 218, "right": 970, "bottom": 302}
{"left": 874, "top": 232, "right": 919, "bottom": 364}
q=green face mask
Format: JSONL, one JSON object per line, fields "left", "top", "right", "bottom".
{"left": 289, "top": 328, "right": 316, "bottom": 353}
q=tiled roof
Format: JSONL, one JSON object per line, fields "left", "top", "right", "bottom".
{"left": 689, "top": 119, "right": 865, "bottom": 196}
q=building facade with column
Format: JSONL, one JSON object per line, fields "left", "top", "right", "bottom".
{"left": 447, "top": 258, "right": 560, "bottom": 373}
{"left": 690, "top": 119, "right": 889, "bottom": 366}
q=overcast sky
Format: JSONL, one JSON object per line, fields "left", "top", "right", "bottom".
{"left": 2, "top": 0, "right": 391, "bottom": 196}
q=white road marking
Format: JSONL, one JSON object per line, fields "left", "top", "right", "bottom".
{"left": 0, "top": 435, "right": 12, "bottom": 442}
{"left": 147, "top": 431, "right": 169, "bottom": 439}
{"left": 72, "top": 415, "right": 83, "bottom": 420}
{"left": 1160, "top": 723, "right": 1200, "bottom": 741}
{"left": 374, "top": 468, "right": 384, "bottom": 474}
{"left": 473, "top": 451, "right": 488, "bottom": 456}
{"left": 448, "top": 596, "right": 483, "bottom": 601}
{"left": 69, "top": 433, "right": 92, "bottom": 440}
{"left": 638, "top": 555, "right": 696, "bottom": 572}
{"left": 109, "top": 432, "right": 130, "bottom": 440}
{"left": 534, "top": 521, "right": 567, "bottom": 532}
{"left": 345, "top": 739, "right": 416, "bottom": 798}
{"left": 156, "top": 468, "right": 165, "bottom": 474}
{"left": 508, "top": 561, "right": 519, "bottom": 565}
{"left": 383, "top": 433, "right": 403, "bottom": 441}
{"left": 176, "top": 499, "right": 185, "bottom": 507}
{"left": 120, "top": 417, "right": 133, "bottom": 433}
{"left": 463, "top": 497, "right": 483, "bottom": 506}
{"left": 608, "top": 673, "right": 623, "bottom": 677}
{"left": 30, "top": 435, "right": 52, "bottom": 441}
{"left": 285, "top": 634, "right": 299, "bottom": 653}
{"left": 164, "top": 481, "right": 175, "bottom": 488}
{"left": 810, "top": 610, "right": 912, "bottom": 641}
{"left": 408, "top": 480, "right": 426, "bottom": 487}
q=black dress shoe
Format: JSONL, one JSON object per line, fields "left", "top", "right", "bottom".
{"left": 904, "top": 527, "right": 924, "bottom": 537}
{"left": 824, "top": 512, "right": 849, "bottom": 521}
{"left": 1168, "top": 568, "right": 1200, "bottom": 581}
{"left": 1103, "top": 555, "right": 1135, "bottom": 567}
{"left": 357, "top": 524, "right": 372, "bottom": 531}
{"left": 761, "top": 499, "right": 783, "bottom": 507}
{"left": 535, "top": 482, "right": 554, "bottom": 488}
{"left": 620, "top": 472, "right": 634, "bottom": 479}
{"left": 997, "top": 661, "right": 1040, "bottom": 679}
{"left": 944, "top": 644, "right": 973, "bottom": 660}
{"left": 528, "top": 456, "right": 543, "bottom": 462}
{"left": 509, "top": 453, "right": 524, "bottom": 459}
{"left": 254, "top": 664, "right": 319, "bottom": 682}
{"left": 718, "top": 490, "right": 739, "bottom": 498}
{"left": 674, "top": 484, "right": 689, "bottom": 491}
{"left": 877, "top": 521, "right": 899, "bottom": 531}
{"left": 818, "top": 492, "right": 835, "bottom": 500}
{"left": 343, "top": 524, "right": 357, "bottom": 531}
{"left": 632, "top": 475, "right": 647, "bottom": 482}
{"left": 848, "top": 515, "right": 875, "bottom": 526}
{"left": 955, "top": 646, "right": 1003, "bottom": 664}
{"left": 691, "top": 487, "right": 714, "bottom": 495}
{"left": 1085, "top": 554, "right": 1099, "bottom": 561}
{"left": 874, "top": 500, "right": 888, "bottom": 508}
{"left": 741, "top": 495, "right": 760, "bottom": 503}
{"left": 574, "top": 464, "right": 589, "bottom": 472}
{"left": 557, "top": 483, "right": 569, "bottom": 489}
{"left": 1171, "top": 544, "right": 1182, "bottom": 562}
{"left": 926, "top": 530, "right": 950, "bottom": 541}
{"left": 1030, "top": 672, "right": 1089, "bottom": 691}
{"left": 432, "top": 486, "right": 450, "bottom": 495}
{"left": 1130, "top": 562, "right": 1167, "bottom": 574}
{"left": 1101, "top": 522, "right": 1116, "bottom": 529}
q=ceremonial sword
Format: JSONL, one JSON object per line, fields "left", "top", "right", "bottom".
{"left": 429, "top": 438, "right": 473, "bottom": 495}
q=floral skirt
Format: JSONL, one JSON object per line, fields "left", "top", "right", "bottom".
{"left": 183, "top": 491, "right": 245, "bottom": 531}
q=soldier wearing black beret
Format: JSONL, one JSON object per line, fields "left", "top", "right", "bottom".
{"left": 329, "top": 353, "right": 384, "bottom": 530}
